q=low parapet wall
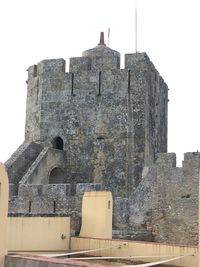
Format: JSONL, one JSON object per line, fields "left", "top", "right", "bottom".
{"left": 9, "top": 183, "right": 102, "bottom": 215}
{"left": 71, "top": 237, "right": 198, "bottom": 267}
{"left": 8, "top": 217, "right": 70, "bottom": 252}
{"left": 0, "top": 163, "right": 9, "bottom": 267}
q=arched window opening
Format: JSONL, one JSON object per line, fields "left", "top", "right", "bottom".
{"left": 52, "top": 136, "right": 64, "bottom": 150}
{"left": 49, "top": 167, "right": 64, "bottom": 184}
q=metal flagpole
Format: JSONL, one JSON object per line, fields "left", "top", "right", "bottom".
{"left": 135, "top": 7, "right": 138, "bottom": 53}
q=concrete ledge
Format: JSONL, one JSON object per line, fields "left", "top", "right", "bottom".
{"left": 71, "top": 237, "right": 198, "bottom": 267}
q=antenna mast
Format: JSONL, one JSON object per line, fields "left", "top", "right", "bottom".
{"left": 135, "top": 7, "right": 138, "bottom": 53}
{"left": 108, "top": 28, "right": 110, "bottom": 47}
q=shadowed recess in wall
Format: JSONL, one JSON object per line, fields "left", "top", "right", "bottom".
{"left": 52, "top": 137, "right": 64, "bottom": 150}
{"left": 49, "top": 167, "right": 64, "bottom": 184}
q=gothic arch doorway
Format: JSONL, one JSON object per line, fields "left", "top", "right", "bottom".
{"left": 52, "top": 136, "right": 64, "bottom": 150}
{"left": 49, "top": 167, "right": 64, "bottom": 184}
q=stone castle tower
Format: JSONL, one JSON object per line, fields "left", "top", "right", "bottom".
{"left": 21, "top": 32, "right": 168, "bottom": 197}
{"left": 6, "top": 33, "right": 199, "bottom": 245}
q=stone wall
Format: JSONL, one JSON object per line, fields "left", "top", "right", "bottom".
{"left": 24, "top": 53, "right": 168, "bottom": 196}
{"left": 113, "top": 152, "right": 199, "bottom": 245}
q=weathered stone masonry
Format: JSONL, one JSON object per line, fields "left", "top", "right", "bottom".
{"left": 113, "top": 152, "right": 199, "bottom": 245}
{"left": 5, "top": 33, "right": 198, "bottom": 245}
{"left": 24, "top": 45, "right": 168, "bottom": 195}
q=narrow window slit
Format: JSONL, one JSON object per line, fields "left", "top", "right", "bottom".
{"left": 53, "top": 200, "right": 56, "bottom": 213}
{"left": 29, "top": 201, "right": 32, "bottom": 213}
{"left": 71, "top": 73, "right": 75, "bottom": 96}
{"left": 33, "top": 65, "right": 37, "bottom": 77}
{"left": 128, "top": 69, "right": 131, "bottom": 93}
{"left": 98, "top": 71, "right": 101, "bottom": 96}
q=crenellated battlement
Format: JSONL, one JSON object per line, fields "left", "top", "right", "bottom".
{"left": 8, "top": 183, "right": 102, "bottom": 219}
{"left": 27, "top": 53, "right": 166, "bottom": 97}
{"left": 27, "top": 52, "right": 153, "bottom": 78}
{"left": 184, "top": 151, "right": 200, "bottom": 161}
{"left": 156, "top": 153, "right": 177, "bottom": 168}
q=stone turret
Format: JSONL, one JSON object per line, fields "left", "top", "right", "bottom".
{"left": 82, "top": 32, "right": 120, "bottom": 70}
{"left": 70, "top": 32, "right": 120, "bottom": 72}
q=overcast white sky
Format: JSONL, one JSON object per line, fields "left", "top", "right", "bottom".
{"left": 0, "top": 0, "right": 199, "bottom": 166}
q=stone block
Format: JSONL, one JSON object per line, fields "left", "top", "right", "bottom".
{"left": 184, "top": 152, "right": 200, "bottom": 161}
{"left": 42, "top": 184, "right": 71, "bottom": 199}
{"left": 9, "top": 199, "right": 29, "bottom": 214}
{"left": 76, "top": 183, "right": 102, "bottom": 195}
{"left": 69, "top": 57, "right": 91, "bottom": 72}
{"left": 18, "top": 184, "right": 43, "bottom": 200}
{"left": 37, "top": 58, "right": 65, "bottom": 75}
{"left": 91, "top": 55, "right": 120, "bottom": 70}
{"left": 31, "top": 199, "right": 54, "bottom": 214}
{"left": 156, "top": 153, "right": 176, "bottom": 168}
{"left": 125, "top": 52, "right": 149, "bottom": 69}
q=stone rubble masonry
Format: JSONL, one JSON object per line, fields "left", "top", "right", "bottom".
{"left": 113, "top": 152, "right": 199, "bottom": 245}
{"left": 4, "top": 40, "right": 199, "bottom": 246}
{"left": 23, "top": 51, "right": 168, "bottom": 196}
{"left": 5, "top": 142, "right": 43, "bottom": 195}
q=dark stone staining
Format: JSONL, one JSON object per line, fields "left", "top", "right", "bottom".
{"left": 181, "top": 194, "right": 191, "bottom": 199}
{"left": 97, "top": 136, "right": 104, "bottom": 140}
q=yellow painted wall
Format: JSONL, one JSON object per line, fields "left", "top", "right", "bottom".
{"left": 71, "top": 237, "right": 198, "bottom": 267}
{"left": 80, "top": 191, "right": 112, "bottom": 239}
{"left": 8, "top": 217, "right": 70, "bottom": 251}
{"left": 0, "top": 163, "right": 9, "bottom": 267}
{"left": 199, "top": 171, "right": 200, "bottom": 267}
